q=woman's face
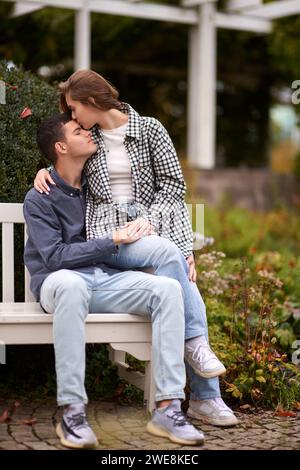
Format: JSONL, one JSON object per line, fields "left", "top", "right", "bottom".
{"left": 66, "top": 93, "right": 98, "bottom": 130}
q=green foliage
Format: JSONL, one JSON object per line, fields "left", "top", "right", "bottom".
{"left": 0, "top": 60, "right": 58, "bottom": 203}
{"left": 0, "top": 344, "right": 126, "bottom": 402}
{"left": 196, "top": 212, "right": 300, "bottom": 410}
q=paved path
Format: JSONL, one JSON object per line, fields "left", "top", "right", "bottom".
{"left": 0, "top": 399, "right": 299, "bottom": 450}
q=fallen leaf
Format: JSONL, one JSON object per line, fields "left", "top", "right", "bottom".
{"left": 19, "top": 417, "right": 37, "bottom": 426}
{"left": 239, "top": 404, "right": 251, "bottom": 410}
{"left": 20, "top": 107, "right": 33, "bottom": 119}
{"left": 0, "top": 410, "right": 10, "bottom": 423}
{"left": 275, "top": 408, "right": 297, "bottom": 418}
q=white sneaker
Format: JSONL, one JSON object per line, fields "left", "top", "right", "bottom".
{"left": 184, "top": 336, "right": 226, "bottom": 378}
{"left": 147, "top": 399, "right": 204, "bottom": 446}
{"left": 56, "top": 403, "right": 98, "bottom": 449}
{"left": 187, "top": 398, "right": 239, "bottom": 427}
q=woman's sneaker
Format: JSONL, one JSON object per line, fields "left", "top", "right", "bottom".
{"left": 185, "top": 336, "right": 226, "bottom": 378}
{"left": 56, "top": 403, "right": 98, "bottom": 449}
{"left": 187, "top": 398, "right": 239, "bottom": 427}
{"left": 146, "top": 399, "right": 204, "bottom": 446}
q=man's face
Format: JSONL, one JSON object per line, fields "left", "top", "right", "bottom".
{"left": 66, "top": 93, "right": 98, "bottom": 130}
{"left": 61, "top": 120, "right": 97, "bottom": 159}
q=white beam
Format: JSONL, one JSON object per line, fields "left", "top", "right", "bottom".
{"left": 216, "top": 12, "right": 272, "bottom": 33}
{"left": 89, "top": 0, "right": 198, "bottom": 25}
{"left": 4, "top": 0, "right": 83, "bottom": 10}
{"left": 182, "top": 0, "right": 217, "bottom": 7}
{"left": 227, "top": 0, "right": 262, "bottom": 11}
{"left": 75, "top": 5, "right": 91, "bottom": 70}
{"left": 12, "top": 2, "right": 44, "bottom": 17}
{"left": 3, "top": 0, "right": 199, "bottom": 24}
{"left": 188, "top": 2, "right": 216, "bottom": 169}
{"left": 240, "top": 1, "right": 300, "bottom": 20}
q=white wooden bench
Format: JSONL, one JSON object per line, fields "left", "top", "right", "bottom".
{"left": 0, "top": 202, "right": 154, "bottom": 411}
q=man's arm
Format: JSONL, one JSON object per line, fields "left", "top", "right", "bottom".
{"left": 24, "top": 198, "right": 118, "bottom": 271}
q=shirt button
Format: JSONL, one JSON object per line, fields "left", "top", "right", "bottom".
{"left": 70, "top": 193, "right": 73, "bottom": 196}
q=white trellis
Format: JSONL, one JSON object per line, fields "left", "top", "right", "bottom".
{"left": 4, "top": 0, "right": 300, "bottom": 168}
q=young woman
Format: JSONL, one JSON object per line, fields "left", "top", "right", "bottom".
{"left": 34, "top": 70, "right": 238, "bottom": 426}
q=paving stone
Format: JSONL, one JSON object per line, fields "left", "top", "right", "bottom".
{"left": 0, "top": 440, "right": 29, "bottom": 450}
{"left": 0, "top": 398, "right": 299, "bottom": 450}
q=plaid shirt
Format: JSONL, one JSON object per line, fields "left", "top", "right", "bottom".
{"left": 85, "top": 102, "right": 193, "bottom": 258}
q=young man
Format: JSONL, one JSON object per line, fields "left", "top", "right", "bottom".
{"left": 23, "top": 114, "right": 204, "bottom": 449}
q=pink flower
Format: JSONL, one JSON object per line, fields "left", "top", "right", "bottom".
{"left": 20, "top": 107, "right": 33, "bottom": 119}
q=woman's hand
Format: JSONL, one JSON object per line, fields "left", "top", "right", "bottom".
{"left": 112, "top": 219, "right": 155, "bottom": 245}
{"left": 126, "top": 218, "right": 156, "bottom": 238}
{"left": 186, "top": 254, "right": 197, "bottom": 282}
{"left": 34, "top": 169, "right": 56, "bottom": 194}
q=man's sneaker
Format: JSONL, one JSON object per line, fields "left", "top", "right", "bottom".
{"left": 56, "top": 403, "right": 98, "bottom": 449}
{"left": 187, "top": 398, "right": 239, "bottom": 427}
{"left": 184, "top": 336, "right": 226, "bottom": 378}
{"left": 146, "top": 399, "right": 204, "bottom": 446}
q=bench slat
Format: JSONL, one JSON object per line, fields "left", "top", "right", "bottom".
{"left": 24, "top": 229, "right": 35, "bottom": 302}
{"left": 0, "top": 203, "right": 24, "bottom": 223}
{"left": 2, "top": 223, "right": 14, "bottom": 302}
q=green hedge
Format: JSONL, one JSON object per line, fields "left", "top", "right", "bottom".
{"left": 0, "top": 61, "right": 59, "bottom": 302}
{"left": 0, "top": 60, "right": 58, "bottom": 203}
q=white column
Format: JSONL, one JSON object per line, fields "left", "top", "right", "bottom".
{"left": 187, "top": 1, "right": 216, "bottom": 169}
{"left": 74, "top": 3, "right": 91, "bottom": 70}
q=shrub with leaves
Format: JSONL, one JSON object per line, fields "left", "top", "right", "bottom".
{"left": 0, "top": 60, "right": 58, "bottom": 203}
{"left": 196, "top": 249, "right": 300, "bottom": 410}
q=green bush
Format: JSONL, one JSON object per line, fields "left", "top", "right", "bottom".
{"left": 0, "top": 60, "right": 58, "bottom": 203}
{"left": 0, "top": 61, "right": 59, "bottom": 302}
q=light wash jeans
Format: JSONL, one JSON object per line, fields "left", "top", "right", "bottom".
{"left": 101, "top": 235, "right": 221, "bottom": 401}
{"left": 40, "top": 268, "right": 186, "bottom": 406}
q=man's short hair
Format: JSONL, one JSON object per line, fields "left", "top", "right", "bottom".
{"left": 36, "top": 113, "right": 72, "bottom": 164}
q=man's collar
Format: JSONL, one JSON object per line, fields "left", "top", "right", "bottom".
{"left": 51, "top": 168, "right": 87, "bottom": 197}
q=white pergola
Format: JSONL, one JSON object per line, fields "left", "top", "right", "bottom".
{"left": 4, "top": 0, "right": 300, "bottom": 168}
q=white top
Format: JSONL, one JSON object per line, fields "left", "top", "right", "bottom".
{"left": 102, "top": 123, "right": 134, "bottom": 203}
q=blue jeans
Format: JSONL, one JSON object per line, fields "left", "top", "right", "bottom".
{"left": 102, "top": 235, "right": 221, "bottom": 400}
{"left": 40, "top": 268, "right": 186, "bottom": 406}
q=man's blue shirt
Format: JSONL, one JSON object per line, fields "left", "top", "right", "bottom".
{"left": 23, "top": 169, "right": 118, "bottom": 301}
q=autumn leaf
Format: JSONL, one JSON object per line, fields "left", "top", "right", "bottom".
{"left": 256, "top": 376, "right": 266, "bottom": 383}
{"left": 239, "top": 404, "right": 251, "bottom": 411}
{"left": 19, "top": 417, "right": 37, "bottom": 426}
{"left": 275, "top": 408, "right": 297, "bottom": 418}
{"left": 6, "top": 83, "right": 18, "bottom": 91}
{"left": 0, "top": 410, "right": 10, "bottom": 423}
{"left": 20, "top": 107, "right": 33, "bottom": 119}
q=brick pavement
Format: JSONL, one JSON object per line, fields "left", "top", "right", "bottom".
{"left": 0, "top": 399, "right": 299, "bottom": 451}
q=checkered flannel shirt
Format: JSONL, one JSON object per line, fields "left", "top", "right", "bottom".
{"left": 85, "top": 102, "right": 193, "bottom": 258}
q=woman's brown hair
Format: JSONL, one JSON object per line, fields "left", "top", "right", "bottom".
{"left": 59, "top": 70, "right": 122, "bottom": 113}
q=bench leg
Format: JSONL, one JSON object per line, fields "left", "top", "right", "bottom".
{"left": 108, "top": 346, "right": 126, "bottom": 364}
{"left": 108, "top": 343, "right": 155, "bottom": 413}
{"left": 144, "top": 360, "right": 155, "bottom": 414}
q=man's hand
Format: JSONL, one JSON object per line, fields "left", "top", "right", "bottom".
{"left": 112, "top": 220, "right": 155, "bottom": 245}
{"left": 186, "top": 254, "right": 197, "bottom": 282}
{"left": 34, "top": 169, "right": 56, "bottom": 194}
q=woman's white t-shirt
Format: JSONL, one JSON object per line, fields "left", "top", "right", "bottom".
{"left": 102, "top": 123, "right": 134, "bottom": 203}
